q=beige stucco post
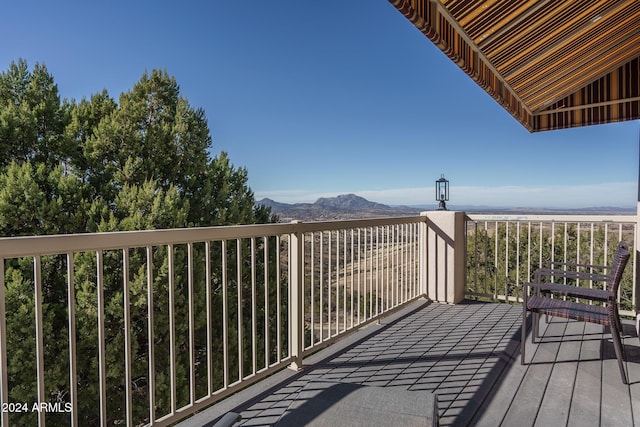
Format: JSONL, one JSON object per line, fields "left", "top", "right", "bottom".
{"left": 425, "top": 210, "right": 466, "bottom": 304}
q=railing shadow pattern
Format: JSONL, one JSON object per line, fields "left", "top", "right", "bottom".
{"left": 233, "top": 300, "right": 523, "bottom": 427}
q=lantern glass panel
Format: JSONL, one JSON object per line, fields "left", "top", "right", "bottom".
{"left": 435, "top": 176, "right": 449, "bottom": 202}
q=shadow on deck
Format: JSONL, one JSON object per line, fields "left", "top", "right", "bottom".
{"left": 182, "top": 300, "right": 640, "bottom": 427}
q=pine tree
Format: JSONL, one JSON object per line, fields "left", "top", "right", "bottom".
{"left": 0, "top": 60, "right": 276, "bottom": 426}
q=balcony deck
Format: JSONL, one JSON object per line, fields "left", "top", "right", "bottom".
{"left": 184, "top": 299, "right": 640, "bottom": 427}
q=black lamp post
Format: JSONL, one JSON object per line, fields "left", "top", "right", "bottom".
{"left": 436, "top": 174, "right": 449, "bottom": 210}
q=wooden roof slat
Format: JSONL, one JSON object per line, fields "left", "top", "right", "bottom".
{"left": 388, "top": 0, "right": 640, "bottom": 131}
{"left": 526, "top": 39, "right": 640, "bottom": 111}
{"left": 473, "top": 0, "right": 543, "bottom": 45}
{"left": 502, "top": 1, "right": 639, "bottom": 80}
{"left": 514, "top": 14, "right": 640, "bottom": 105}
{"left": 523, "top": 34, "right": 640, "bottom": 107}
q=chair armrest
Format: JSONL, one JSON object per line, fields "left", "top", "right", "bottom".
{"left": 547, "top": 261, "right": 609, "bottom": 271}
{"left": 534, "top": 267, "right": 610, "bottom": 283}
{"left": 525, "top": 281, "right": 613, "bottom": 302}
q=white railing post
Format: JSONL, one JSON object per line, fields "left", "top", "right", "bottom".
{"left": 419, "top": 212, "right": 429, "bottom": 297}
{"left": 289, "top": 221, "right": 304, "bottom": 370}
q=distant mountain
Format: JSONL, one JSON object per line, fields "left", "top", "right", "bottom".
{"left": 314, "top": 194, "right": 390, "bottom": 211}
{"left": 257, "top": 194, "right": 635, "bottom": 222}
{"left": 257, "top": 194, "right": 421, "bottom": 221}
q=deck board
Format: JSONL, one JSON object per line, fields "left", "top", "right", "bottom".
{"left": 502, "top": 319, "right": 566, "bottom": 427}
{"left": 567, "top": 322, "right": 602, "bottom": 427}
{"left": 178, "top": 300, "right": 640, "bottom": 427}
{"left": 534, "top": 319, "right": 582, "bottom": 427}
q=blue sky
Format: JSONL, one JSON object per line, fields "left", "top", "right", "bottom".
{"left": 3, "top": 1, "right": 638, "bottom": 208}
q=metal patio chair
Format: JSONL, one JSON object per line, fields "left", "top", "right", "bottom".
{"left": 521, "top": 241, "right": 630, "bottom": 384}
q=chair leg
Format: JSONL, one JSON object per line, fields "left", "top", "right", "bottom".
{"left": 532, "top": 312, "right": 539, "bottom": 343}
{"left": 609, "top": 320, "right": 628, "bottom": 384}
{"left": 521, "top": 307, "right": 527, "bottom": 364}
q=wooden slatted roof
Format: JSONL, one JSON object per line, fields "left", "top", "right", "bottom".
{"left": 389, "top": 0, "right": 640, "bottom": 132}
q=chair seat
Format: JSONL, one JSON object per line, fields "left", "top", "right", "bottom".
{"left": 527, "top": 295, "right": 611, "bottom": 325}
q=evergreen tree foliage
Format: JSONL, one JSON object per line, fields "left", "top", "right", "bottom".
{"left": 0, "top": 60, "right": 277, "bottom": 425}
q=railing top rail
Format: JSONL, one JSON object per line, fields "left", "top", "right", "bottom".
{"left": 0, "top": 215, "right": 428, "bottom": 259}
{"left": 293, "top": 215, "right": 425, "bottom": 233}
{"left": 0, "top": 223, "right": 290, "bottom": 258}
{"left": 466, "top": 213, "right": 636, "bottom": 223}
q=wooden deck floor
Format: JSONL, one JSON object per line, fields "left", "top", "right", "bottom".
{"left": 184, "top": 300, "right": 640, "bottom": 427}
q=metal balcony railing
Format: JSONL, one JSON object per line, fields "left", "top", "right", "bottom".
{"left": 0, "top": 216, "right": 427, "bottom": 426}
{"left": 465, "top": 214, "right": 637, "bottom": 316}
{"left": 0, "top": 212, "right": 636, "bottom": 426}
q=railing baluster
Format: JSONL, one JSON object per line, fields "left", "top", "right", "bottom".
{"left": 577, "top": 222, "right": 582, "bottom": 288}
{"left": 633, "top": 224, "right": 637, "bottom": 309}
{"left": 276, "top": 235, "right": 281, "bottom": 363}
{"left": 251, "top": 238, "right": 257, "bottom": 376}
{"left": 187, "top": 242, "right": 196, "bottom": 403}
{"left": 389, "top": 226, "right": 394, "bottom": 309}
{"left": 357, "top": 228, "right": 361, "bottom": 324}
{"left": 604, "top": 221, "right": 609, "bottom": 263}
{"left": 343, "top": 229, "right": 347, "bottom": 332}
{"left": 551, "top": 222, "right": 556, "bottom": 265}
{"left": 538, "top": 222, "right": 543, "bottom": 271}
{"left": 0, "top": 258, "right": 7, "bottom": 427}
{"left": 63, "top": 253, "right": 79, "bottom": 427}
{"left": 289, "top": 223, "right": 303, "bottom": 370}
{"left": 484, "top": 221, "right": 489, "bottom": 294}
{"left": 318, "top": 233, "right": 323, "bottom": 342}
{"left": 328, "top": 231, "right": 332, "bottom": 336}
{"left": 590, "top": 223, "right": 595, "bottom": 284}
{"left": 122, "top": 249, "right": 132, "bottom": 427}
{"left": 319, "top": 233, "right": 323, "bottom": 339}
{"left": 168, "top": 244, "right": 176, "bottom": 413}
{"left": 493, "top": 221, "right": 499, "bottom": 299}
{"left": 516, "top": 221, "right": 520, "bottom": 300}
{"left": 335, "top": 230, "right": 339, "bottom": 336}
{"left": 263, "top": 237, "right": 270, "bottom": 366}
{"left": 526, "top": 223, "right": 532, "bottom": 285}
{"left": 369, "top": 227, "right": 373, "bottom": 317}
{"left": 33, "top": 256, "right": 46, "bottom": 426}
{"left": 563, "top": 222, "right": 568, "bottom": 284}
{"left": 237, "top": 239, "right": 243, "bottom": 381}
{"left": 222, "top": 240, "right": 229, "bottom": 387}
{"left": 373, "top": 226, "right": 378, "bottom": 315}
{"left": 403, "top": 224, "right": 408, "bottom": 303}
{"left": 350, "top": 229, "right": 354, "bottom": 328}
{"left": 146, "top": 246, "right": 155, "bottom": 425}
{"left": 205, "top": 241, "right": 212, "bottom": 394}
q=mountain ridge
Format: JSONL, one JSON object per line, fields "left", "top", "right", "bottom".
{"left": 257, "top": 194, "right": 635, "bottom": 222}
{"left": 257, "top": 194, "right": 421, "bottom": 221}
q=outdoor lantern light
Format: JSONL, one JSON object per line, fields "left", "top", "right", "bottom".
{"left": 436, "top": 174, "right": 449, "bottom": 210}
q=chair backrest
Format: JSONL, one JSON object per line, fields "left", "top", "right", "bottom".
{"left": 608, "top": 241, "right": 630, "bottom": 295}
